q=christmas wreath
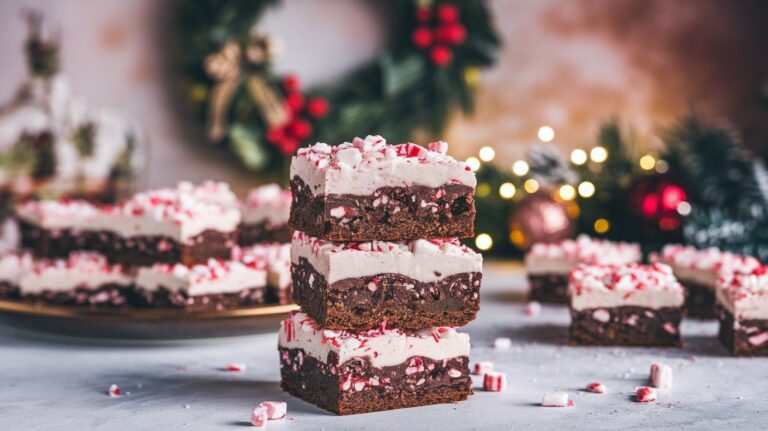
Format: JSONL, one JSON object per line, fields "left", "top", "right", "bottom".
{"left": 175, "top": 0, "right": 500, "bottom": 175}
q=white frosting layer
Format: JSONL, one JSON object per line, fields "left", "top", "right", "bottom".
{"left": 234, "top": 244, "right": 292, "bottom": 290}
{"left": 241, "top": 183, "right": 291, "bottom": 226}
{"left": 135, "top": 258, "right": 266, "bottom": 296}
{"left": 651, "top": 244, "right": 761, "bottom": 289}
{"left": 291, "top": 231, "right": 482, "bottom": 284}
{"left": 17, "top": 182, "right": 241, "bottom": 243}
{"left": 569, "top": 263, "right": 684, "bottom": 310}
{"left": 278, "top": 311, "right": 470, "bottom": 368}
{"left": 290, "top": 136, "right": 476, "bottom": 196}
{"left": 0, "top": 252, "right": 33, "bottom": 284}
{"left": 525, "top": 235, "right": 641, "bottom": 275}
{"left": 16, "top": 200, "right": 100, "bottom": 230}
{"left": 717, "top": 267, "right": 768, "bottom": 320}
{"left": 19, "top": 252, "right": 131, "bottom": 294}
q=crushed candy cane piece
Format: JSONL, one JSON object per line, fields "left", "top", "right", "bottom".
{"left": 483, "top": 372, "right": 507, "bottom": 392}
{"left": 635, "top": 386, "right": 657, "bottom": 402}
{"left": 525, "top": 301, "right": 541, "bottom": 316}
{"left": 585, "top": 382, "right": 605, "bottom": 394}
{"left": 493, "top": 337, "right": 512, "bottom": 350}
{"left": 108, "top": 384, "right": 122, "bottom": 398}
{"left": 250, "top": 406, "right": 268, "bottom": 427}
{"left": 473, "top": 361, "right": 494, "bottom": 375}
{"left": 226, "top": 363, "right": 247, "bottom": 372}
{"left": 542, "top": 391, "right": 572, "bottom": 407}
{"left": 257, "top": 401, "right": 287, "bottom": 420}
{"left": 650, "top": 362, "right": 673, "bottom": 389}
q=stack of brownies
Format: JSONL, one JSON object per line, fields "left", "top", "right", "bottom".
{"left": 278, "top": 136, "right": 482, "bottom": 414}
{"left": 7, "top": 181, "right": 292, "bottom": 309}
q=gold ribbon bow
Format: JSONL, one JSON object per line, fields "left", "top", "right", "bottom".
{"left": 204, "top": 31, "right": 289, "bottom": 142}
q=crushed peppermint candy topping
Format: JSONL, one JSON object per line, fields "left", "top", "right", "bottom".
{"left": 16, "top": 199, "right": 100, "bottom": 222}
{"left": 541, "top": 392, "right": 573, "bottom": 407}
{"left": 243, "top": 183, "right": 291, "bottom": 208}
{"left": 718, "top": 265, "right": 768, "bottom": 299}
{"left": 635, "top": 386, "right": 657, "bottom": 403}
{"left": 528, "top": 234, "right": 641, "bottom": 265}
{"left": 473, "top": 361, "right": 494, "bottom": 375}
{"left": 256, "top": 401, "right": 286, "bottom": 420}
{"left": 295, "top": 136, "right": 468, "bottom": 170}
{"left": 483, "top": 372, "right": 507, "bottom": 392}
{"left": 226, "top": 363, "right": 247, "bottom": 372}
{"left": 650, "top": 362, "right": 673, "bottom": 389}
{"left": 569, "top": 263, "right": 684, "bottom": 296}
{"left": 148, "top": 256, "right": 266, "bottom": 285}
{"left": 493, "top": 337, "right": 512, "bottom": 350}
{"left": 652, "top": 244, "right": 760, "bottom": 277}
{"left": 585, "top": 382, "right": 606, "bottom": 394}
{"left": 108, "top": 384, "right": 122, "bottom": 398}
{"left": 291, "top": 231, "right": 476, "bottom": 257}
{"left": 116, "top": 181, "right": 239, "bottom": 223}
{"left": 250, "top": 405, "right": 268, "bottom": 427}
{"left": 31, "top": 252, "right": 125, "bottom": 275}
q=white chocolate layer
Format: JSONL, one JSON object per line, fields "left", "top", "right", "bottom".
{"left": 569, "top": 263, "right": 684, "bottom": 311}
{"left": 290, "top": 136, "right": 476, "bottom": 197}
{"left": 525, "top": 235, "right": 641, "bottom": 276}
{"left": 135, "top": 258, "right": 266, "bottom": 297}
{"left": 651, "top": 244, "right": 761, "bottom": 289}
{"left": 241, "top": 183, "right": 291, "bottom": 226}
{"left": 0, "top": 252, "right": 33, "bottom": 284}
{"left": 717, "top": 268, "right": 768, "bottom": 320}
{"left": 278, "top": 311, "right": 470, "bottom": 368}
{"left": 291, "top": 231, "right": 482, "bottom": 284}
{"left": 19, "top": 253, "right": 131, "bottom": 294}
{"left": 16, "top": 200, "right": 100, "bottom": 230}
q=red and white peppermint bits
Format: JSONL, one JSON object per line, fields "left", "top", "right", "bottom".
{"left": 473, "top": 361, "right": 494, "bottom": 376}
{"left": 108, "top": 384, "right": 122, "bottom": 398}
{"left": 257, "top": 401, "right": 287, "bottom": 420}
{"left": 585, "top": 382, "right": 606, "bottom": 394}
{"left": 250, "top": 406, "right": 268, "bottom": 427}
{"left": 635, "top": 386, "right": 657, "bottom": 403}
{"left": 493, "top": 337, "right": 512, "bottom": 350}
{"left": 483, "top": 372, "right": 507, "bottom": 392}
{"left": 226, "top": 363, "right": 247, "bottom": 372}
{"left": 650, "top": 362, "right": 673, "bottom": 389}
{"left": 524, "top": 301, "right": 541, "bottom": 316}
{"left": 542, "top": 391, "right": 573, "bottom": 407}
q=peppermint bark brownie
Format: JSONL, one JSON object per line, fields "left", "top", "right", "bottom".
{"left": 291, "top": 231, "right": 482, "bottom": 330}
{"left": 278, "top": 311, "right": 472, "bottom": 415}
{"left": 568, "top": 263, "right": 685, "bottom": 346}
{"left": 289, "top": 136, "right": 476, "bottom": 241}
{"left": 19, "top": 252, "right": 133, "bottom": 307}
{"left": 717, "top": 266, "right": 768, "bottom": 356}
{"left": 238, "top": 183, "right": 292, "bottom": 246}
{"left": 235, "top": 243, "right": 293, "bottom": 304}
{"left": 16, "top": 199, "right": 100, "bottom": 258}
{"left": 134, "top": 256, "right": 267, "bottom": 311}
{"left": 18, "top": 182, "right": 241, "bottom": 266}
{"left": 525, "top": 235, "right": 641, "bottom": 304}
{"left": 652, "top": 245, "right": 760, "bottom": 318}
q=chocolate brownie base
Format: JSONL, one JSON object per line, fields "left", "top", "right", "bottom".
{"left": 21, "top": 284, "right": 134, "bottom": 308}
{"left": 679, "top": 279, "right": 717, "bottom": 319}
{"left": 0, "top": 282, "right": 20, "bottom": 300}
{"left": 718, "top": 309, "right": 768, "bottom": 356}
{"left": 570, "top": 306, "right": 682, "bottom": 347}
{"left": 136, "top": 286, "right": 266, "bottom": 311}
{"left": 19, "top": 220, "right": 235, "bottom": 266}
{"left": 289, "top": 176, "right": 475, "bottom": 241}
{"left": 292, "top": 257, "right": 481, "bottom": 330}
{"left": 237, "top": 222, "right": 291, "bottom": 246}
{"left": 279, "top": 348, "right": 472, "bottom": 415}
{"left": 528, "top": 274, "right": 569, "bottom": 304}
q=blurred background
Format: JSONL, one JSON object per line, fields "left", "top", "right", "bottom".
{"left": 1, "top": 0, "right": 767, "bottom": 258}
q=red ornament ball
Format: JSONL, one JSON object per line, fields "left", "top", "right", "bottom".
{"left": 437, "top": 4, "right": 460, "bottom": 23}
{"left": 282, "top": 75, "right": 301, "bottom": 93}
{"left": 443, "top": 23, "right": 467, "bottom": 45}
{"left": 430, "top": 46, "right": 453, "bottom": 67}
{"left": 415, "top": 6, "right": 432, "bottom": 23}
{"left": 509, "top": 192, "right": 573, "bottom": 250}
{"left": 277, "top": 138, "right": 299, "bottom": 155}
{"left": 285, "top": 93, "right": 304, "bottom": 113}
{"left": 629, "top": 174, "right": 688, "bottom": 231}
{"left": 412, "top": 27, "right": 434, "bottom": 49}
{"left": 306, "top": 97, "right": 329, "bottom": 118}
{"left": 288, "top": 119, "right": 312, "bottom": 140}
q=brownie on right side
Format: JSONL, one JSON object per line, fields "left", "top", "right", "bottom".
{"left": 717, "top": 266, "right": 768, "bottom": 356}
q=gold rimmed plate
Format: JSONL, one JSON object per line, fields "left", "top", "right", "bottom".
{"left": 0, "top": 299, "right": 298, "bottom": 340}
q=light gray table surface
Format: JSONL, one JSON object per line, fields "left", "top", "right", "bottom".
{"left": 1, "top": 264, "right": 766, "bottom": 431}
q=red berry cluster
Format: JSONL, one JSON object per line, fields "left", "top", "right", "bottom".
{"left": 412, "top": 3, "right": 467, "bottom": 67}
{"left": 267, "top": 74, "right": 329, "bottom": 155}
